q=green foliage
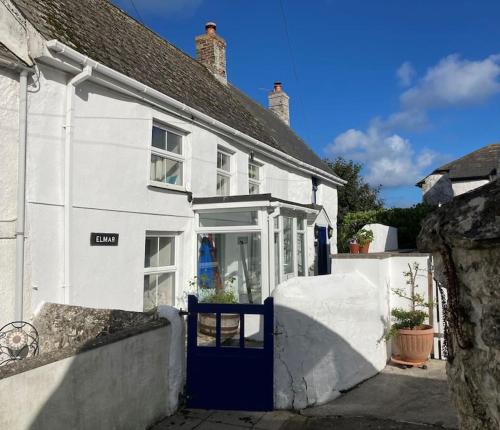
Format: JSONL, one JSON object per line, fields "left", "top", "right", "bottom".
{"left": 385, "top": 262, "right": 432, "bottom": 340}
{"left": 354, "top": 228, "right": 374, "bottom": 246}
{"left": 323, "top": 157, "right": 383, "bottom": 221}
{"left": 338, "top": 204, "right": 433, "bottom": 252}
{"left": 201, "top": 288, "right": 238, "bottom": 304}
{"left": 187, "top": 275, "right": 238, "bottom": 304}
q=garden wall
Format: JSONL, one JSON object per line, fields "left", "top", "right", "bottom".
{"left": 0, "top": 303, "right": 185, "bottom": 430}
{"left": 273, "top": 272, "right": 389, "bottom": 410}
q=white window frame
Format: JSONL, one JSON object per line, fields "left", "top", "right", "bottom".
{"left": 148, "top": 122, "right": 186, "bottom": 192}
{"left": 216, "top": 147, "right": 233, "bottom": 196}
{"left": 296, "top": 217, "right": 307, "bottom": 277}
{"left": 143, "top": 232, "right": 178, "bottom": 310}
{"left": 248, "top": 160, "right": 262, "bottom": 195}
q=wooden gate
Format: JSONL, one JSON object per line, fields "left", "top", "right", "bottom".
{"left": 185, "top": 295, "right": 274, "bottom": 411}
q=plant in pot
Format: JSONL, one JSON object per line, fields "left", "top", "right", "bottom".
{"left": 355, "top": 228, "right": 374, "bottom": 253}
{"left": 348, "top": 238, "right": 359, "bottom": 254}
{"left": 191, "top": 275, "right": 240, "bottom": 339}
{"left": 386, "top": 262, "right": 434, "bottom": 366}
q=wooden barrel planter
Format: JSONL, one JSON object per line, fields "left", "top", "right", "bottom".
{"left": 393, "top": 324, "right": 434, "bottom": 363}
{"left": 198, "top": 313, "right": 240, "bottom": 338}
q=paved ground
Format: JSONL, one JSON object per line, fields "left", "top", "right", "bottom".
{"left": 152, "top": 360, "right": 458, "bottom": 430}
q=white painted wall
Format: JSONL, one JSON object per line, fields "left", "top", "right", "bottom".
{"left": 451, "top": 179, "right": 489, "bottom": 196}
{"left": 0, "top": 325, "right": 175, "bottom": 429}
{"left": 332, "top": 253, "right": 444, "bottom": 358}
{"left": 0, "top": 68, "right": 19, "bottom": 328}
{"left": 363, "top": 223, "right": 398, "bottom": 252}
{"left": 1, "top": 59, "right": 338, "bottom": 321}
{"left": 273, "top": 273, "right": 389, "bottom": 410}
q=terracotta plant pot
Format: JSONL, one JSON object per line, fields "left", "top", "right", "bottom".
{"left": 198, "top": 313, "right": 240, "bottom": 338}
{"left": 349, "top": 243, "right": 360, "bottom": 254}
{"left": 393, "top": 324, "right": 434, "bottom": 363}
{"left": 359, "top": 243, "right": 370, "bottom": 253}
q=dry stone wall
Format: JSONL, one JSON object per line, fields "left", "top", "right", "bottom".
{"left": 418, "top": 179, "right": 500, "bottom": 430}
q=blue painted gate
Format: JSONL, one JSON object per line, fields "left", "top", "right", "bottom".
{"left": 186, "top": 295, "right": 274, "bottom": 411}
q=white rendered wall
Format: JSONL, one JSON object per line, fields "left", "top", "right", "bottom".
{"left": 331, "top": 254, "right": 442, "bottom": 357}
{"left": 10, "top": 61, "right": 338, "bottom": 319}
{"left": 451, "top": 179, "right": 489, "bottom": 196}
{"left": 0, "top": 68, "right": 19, "bottom": 328}
{"left": 273, "top": 273, "right": 388, "bottom": 410}
{"left": 0, "top": 326, "right": 174, "bottom": 429}
{"left": 363, "top": 223, "right": 398, "bottom": 252}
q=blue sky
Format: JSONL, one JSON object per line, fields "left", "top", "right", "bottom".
{"left": 112, "top": 0, "right": 500, "bottom": 207}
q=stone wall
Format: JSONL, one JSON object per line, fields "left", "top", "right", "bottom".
{"left": 418, "top": 179, "right": 499, "bottom": 430}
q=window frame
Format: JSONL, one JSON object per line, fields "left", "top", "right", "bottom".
{"left": 148, "top": 122, "right": 186, "bottom": 192}
{"left": 248, "top": 160, "right": 262, "bottom": 195}
{"left": 143, "top": 232, "right": 178, "bottom": 311}
{"left": 216, "top": 147, "right": 233, "bottom": 196}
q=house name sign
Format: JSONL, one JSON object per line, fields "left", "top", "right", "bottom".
{"left": 90, "top": 233, "right": 119, "bottom": 246}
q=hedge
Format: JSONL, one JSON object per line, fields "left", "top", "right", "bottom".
{"left": 338, "top": 204, "right": 433, "bottom": 252}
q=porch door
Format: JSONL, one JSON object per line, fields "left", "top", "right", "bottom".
{"left": 317, "top": 227, "right": 329, "bottom": 275}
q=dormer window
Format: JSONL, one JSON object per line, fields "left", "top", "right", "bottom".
{"left": 216, "top": 148, "right": 232, "bottom": 196}
{"left": 248, "top": 161, "right": 261, "bottom": 194}
{"left": 150, "top": 123, "right": 184, "bottom": 189}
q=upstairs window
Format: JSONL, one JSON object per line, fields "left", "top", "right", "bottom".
{"left": 248, "top": 161, "right": 261, "bottom": 195}
{"left": 150, "top": 124, "right": 184, "bottom": 188}
{"left": 312, "top": 177, "right": 319, "bottom": 204}
{"left": 216, "top": 148, "right": 231, "bottom": 196}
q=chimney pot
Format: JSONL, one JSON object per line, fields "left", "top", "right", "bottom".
{"left": 205, "top": 22, "right": 217, "bottom": 35}
{"left": 273, "top": 82, "right": 282, "bottom": 92}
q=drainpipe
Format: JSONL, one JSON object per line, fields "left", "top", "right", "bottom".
{"left": 63, "top": 66, "right": 93, "bottom": 304}
{"left": 15, "top": 69, "right": 29, "bottom": 321}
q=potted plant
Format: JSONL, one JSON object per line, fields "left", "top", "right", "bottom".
{"left": 355, "top": 228, "right": 374, "bottom": 253}
{"left": 386, "top": 262, "right": 434, "bottom": 365}
{"left": 348, "top": 238, "right": 359, "bottom": 254}
{"left": 191, "top": 276, "right": 240, "bottom": 338}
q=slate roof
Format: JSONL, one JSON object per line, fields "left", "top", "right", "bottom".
{"left": 11, "top": 0, "right": 337, "bottom": 178}
{"left": 417, "top": 144, "right": 500, "bottom": 186}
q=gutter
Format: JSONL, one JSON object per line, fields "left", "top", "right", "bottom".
{"left": 45, "top": 40, "right": 346, "bottom": 188}
{"left": 63, "top": 65, "right": 93, "bottom": 304}
{"left": 15, "top": 69, "right": 29, "bottom": 320}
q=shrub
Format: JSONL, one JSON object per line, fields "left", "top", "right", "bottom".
{"left": 338, "top": 203, "right": 433, "bottom": 252}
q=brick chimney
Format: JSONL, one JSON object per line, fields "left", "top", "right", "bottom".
{"left": 268, "top": 82, "right": 290, "bottom": 125}
{"left": 195, "top": 22, "right": 227, "bottom": 84}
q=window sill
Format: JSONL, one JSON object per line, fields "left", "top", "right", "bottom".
{"left": 148, "top": 181, "right": 188, "bottom": 194}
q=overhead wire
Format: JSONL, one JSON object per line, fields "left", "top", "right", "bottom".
{"left": 278, "top": 0, "right": 312, "bottom": 142}
{"left": 128, "top": 0, "right": 144, "bottom": 24}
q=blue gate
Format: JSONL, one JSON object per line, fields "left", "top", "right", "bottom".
{"left": 186, "top": 295, "right": 274, "bottom": 411}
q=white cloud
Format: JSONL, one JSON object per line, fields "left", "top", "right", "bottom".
{"left": 396, "top": 61, "right": 415, "bottom": 87}
{"left": 326, "top": 126, "right": 437, "bottom": 187}
{"left": 400, "top": 54, "right": 500, "bottom": 110}
{"left": 326, "top": 53, "right": 500, "bottom": 190}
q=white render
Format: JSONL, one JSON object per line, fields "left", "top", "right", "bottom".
{"left": 363, "top": 223, "right": 398, "bottom": 252}
{"left": 273, "top": 253, "right": 444, "bottom": 410}
{"left": 451, "top": 178, "right": 489, "bottom": 196}
{"left": 0, "top": 35, "right": 340, "bottom": 325}
{"left": 0, "top": 67, "right": 19, "bottom": 327}
{"left": 0, "top": 325, "right": 174, "bottom": 430}
{"left": 273, "top": 273, "right": 388, "bottom": 410}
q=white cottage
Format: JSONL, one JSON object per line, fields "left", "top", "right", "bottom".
{"left": 0, "top": 0, "right": 344, "bottom": 326}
